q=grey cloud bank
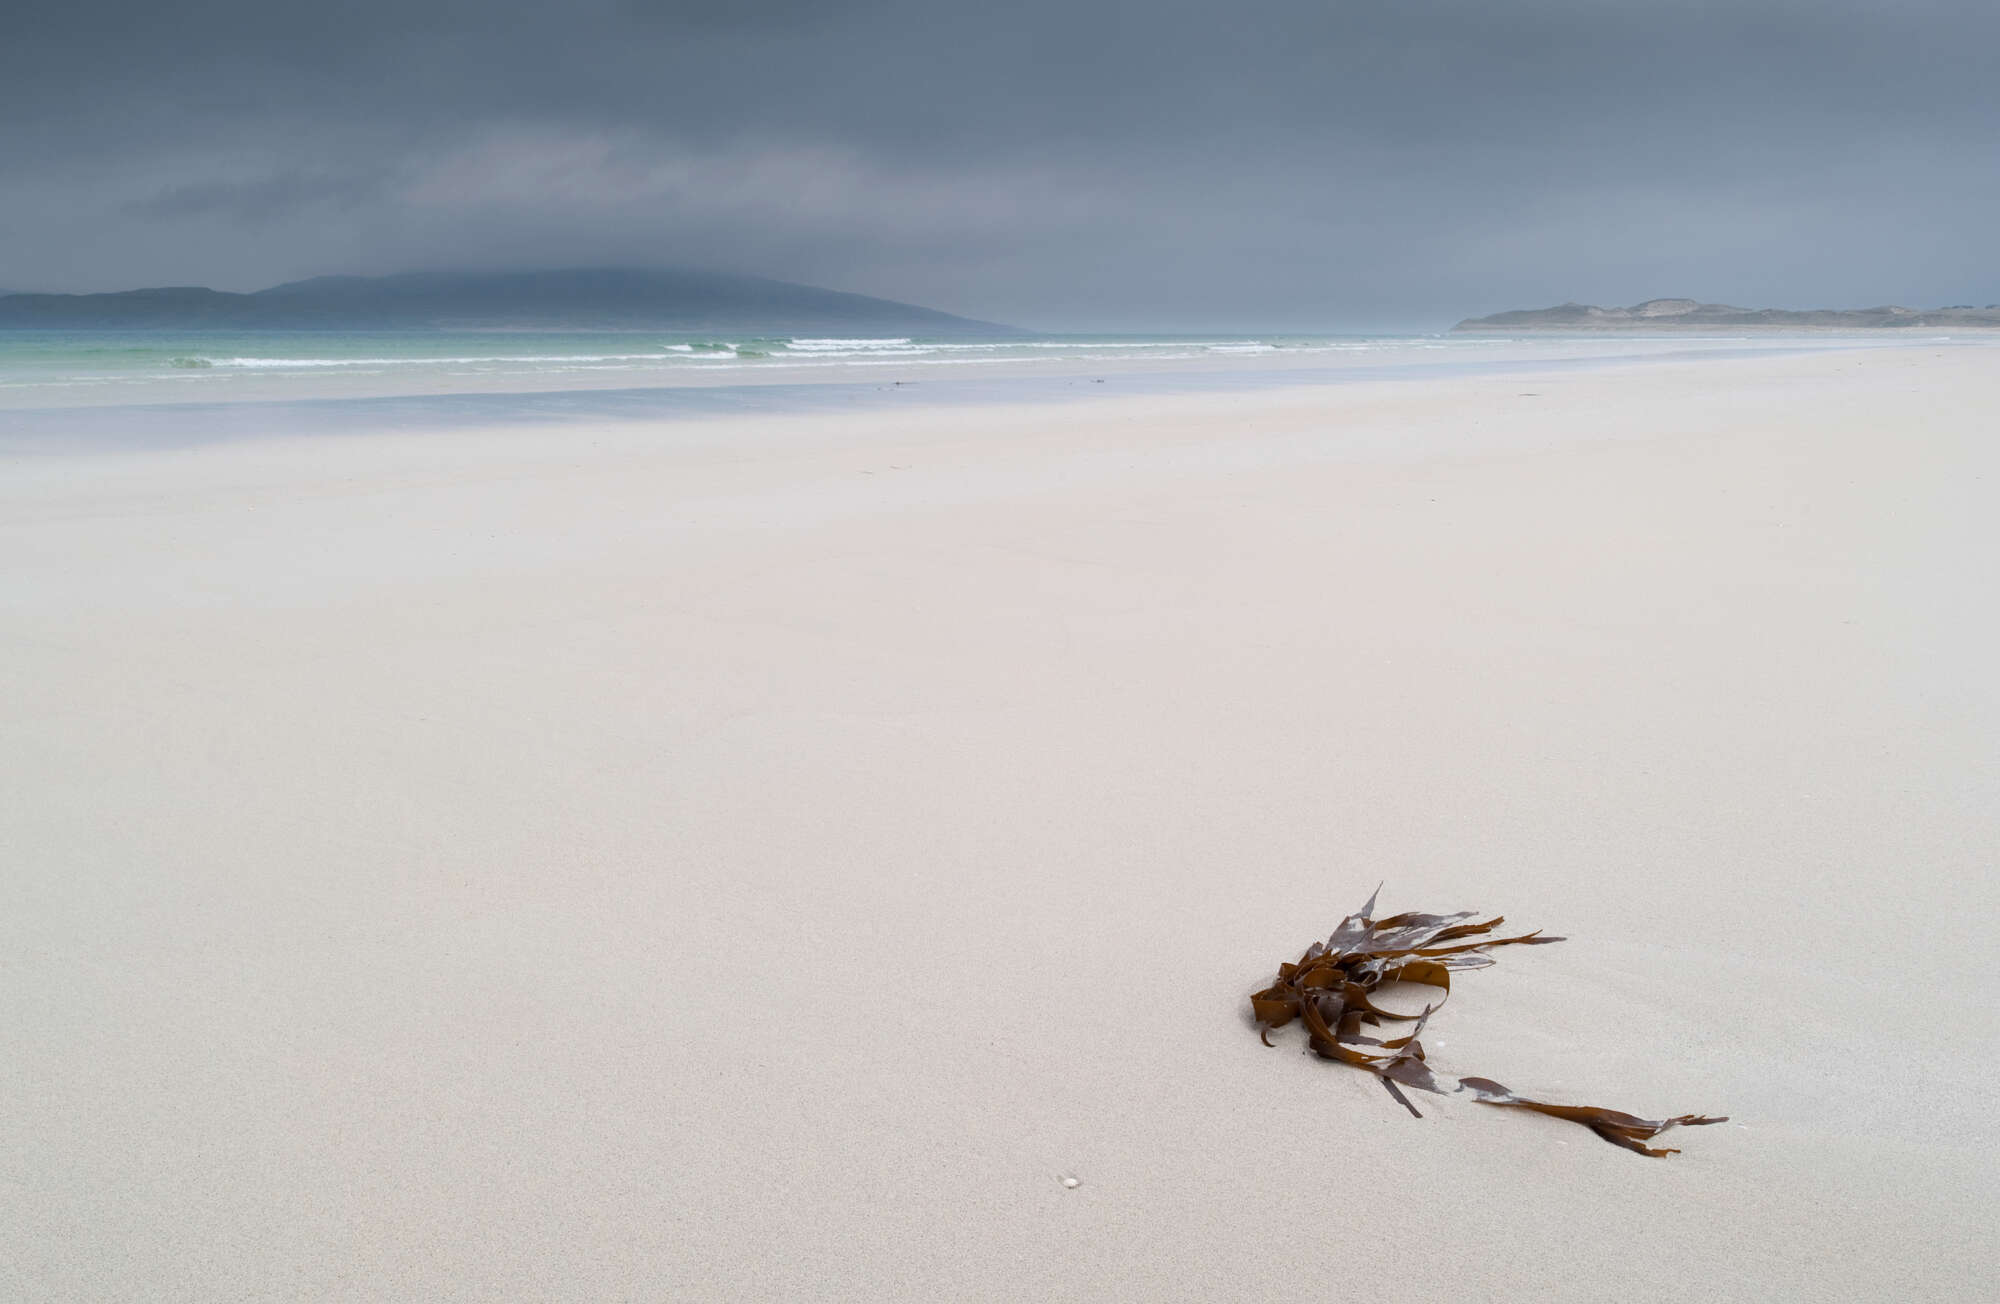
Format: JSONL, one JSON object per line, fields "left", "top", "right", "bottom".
{"left": 4, "top": 1, "right": 1996, "bottom": 329}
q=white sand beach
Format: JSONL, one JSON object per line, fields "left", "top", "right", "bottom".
{"left": 3, "top": 345, "right": 1995, "bottom": 1299}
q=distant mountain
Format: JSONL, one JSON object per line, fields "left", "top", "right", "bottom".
{"left": 0, "top": 268, "right": 1018, "bottom": 334}
{"left": 1454, "top": 298, "right": 2000, "bottom": 331}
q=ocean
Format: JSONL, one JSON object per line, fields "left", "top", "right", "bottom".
{"left": 0, "top": 328, "right": 1511, "bottom": 397}
{"left": 0, "top": 327, "right": 1939, "bottom": 450}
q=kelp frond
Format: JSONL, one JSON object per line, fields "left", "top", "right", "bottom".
{"left": 1250, "top": 886, "right": 1725, "bottom": 1156}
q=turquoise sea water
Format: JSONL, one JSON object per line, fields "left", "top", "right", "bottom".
{"left": 0, "top": 328, "right": 1502, "bottom": 398}
{"left": 7, "top": 324, "right": 1980, "bottom": 398}
{"left": 0, "top": 327, "right": 1953, "bottom": 450}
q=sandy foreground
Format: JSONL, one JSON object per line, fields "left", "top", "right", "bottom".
{"left": 3, "top": 346, "right": 1995, "bottom": 1300}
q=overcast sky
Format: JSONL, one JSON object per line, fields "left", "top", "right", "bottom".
{"left": 5, "top": 0, "right": 1996, "bottom": 328}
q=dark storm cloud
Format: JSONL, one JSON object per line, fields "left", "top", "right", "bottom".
{"left": 124, "top": 172, "right": 391, "bottom": 222}
{"left": 4, "top": 1, "right": 1997, "bottom": 326}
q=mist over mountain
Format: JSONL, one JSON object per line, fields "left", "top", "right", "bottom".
{"left": 0, "top": 268, "right": 1017, "bottom": 334}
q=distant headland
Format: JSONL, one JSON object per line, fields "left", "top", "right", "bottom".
{"left": 0, "top": 267, "right": 1018, "bottom": 335}
{"left": 1454, "top": 298, "right": 2000, "bottom": 332}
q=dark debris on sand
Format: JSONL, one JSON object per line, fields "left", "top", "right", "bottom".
{"left": 1250, "top": 887, "right": 1726, "bottom": 1156}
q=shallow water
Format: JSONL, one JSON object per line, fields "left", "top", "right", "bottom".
{"left": 0, "top": 329, "right": 1466, "bottom": 396}
{"left": 0, "top": 328, "right": 1964, "bottom": 452}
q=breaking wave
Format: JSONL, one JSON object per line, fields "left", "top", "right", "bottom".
{"left": 153, "top": 337, "right": 1331, "bottom": 371}
{"left": 1, "top": 332, "right": 1573, "bottom": 401}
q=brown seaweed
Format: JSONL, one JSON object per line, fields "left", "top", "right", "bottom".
{"left": 1250, "top": 886, "right": 1725, "bottom": 1155}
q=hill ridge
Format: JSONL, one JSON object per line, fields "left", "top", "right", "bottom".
{"left": 0, "top": 267, "right": 1018, "bottom": 334}
{"left": 1454, "top": 299, "right": 2000, "bottom": 331}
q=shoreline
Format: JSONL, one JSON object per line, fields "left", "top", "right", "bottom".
{"left": 4, "top": 328, "right": 1975, "bottom": 418}
{"left": 4, "top": 332, "right": 1982, "bottom": 452}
